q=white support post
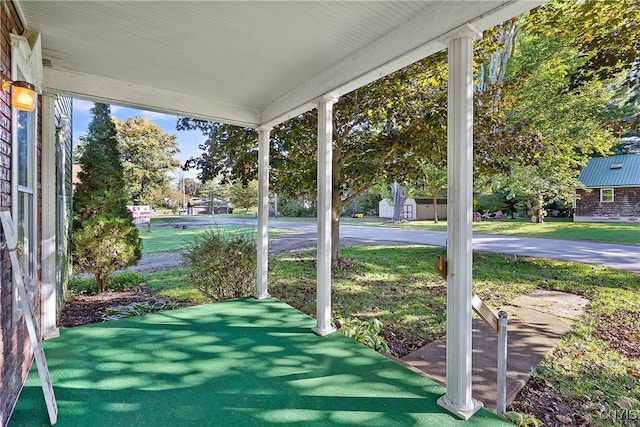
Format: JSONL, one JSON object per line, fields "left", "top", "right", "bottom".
{"left": 255, "top": 126, "right": 271, "bottom": 299}
{"left": 312, "top": 96, "right": 337, "bottom": 336}
{"left": 496, "top": 311, "right": 508, "bottom": 416}
{"left": 41, "top": 93, "right": 59, "bottom": 339}
{"left": 437, "top": 24, "right": 482, "bottom": 420}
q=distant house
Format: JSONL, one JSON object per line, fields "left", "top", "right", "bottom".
{"left": 575, "top": 154, "right": 640, "bottom": 222}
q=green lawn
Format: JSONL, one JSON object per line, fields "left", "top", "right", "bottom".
{"left": 139, "top": 224, "right": 256, "bottom": 254}
{"left": 342, "top": 216, "right": 640, "bottom": 246}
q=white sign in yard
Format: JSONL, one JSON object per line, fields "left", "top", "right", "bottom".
{"left": 127, "top": 205, "right": 151, "bottom": 224}
{"left": 1, "top": 211, "right": 58, "bottom": 425}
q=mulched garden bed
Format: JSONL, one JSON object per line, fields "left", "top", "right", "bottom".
{"left": 60, "top": 285, "right": 181, "bottom": 327}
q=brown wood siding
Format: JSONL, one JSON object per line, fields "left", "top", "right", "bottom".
{"left": 576, "top": 187, "right": 640, "bottom": 218}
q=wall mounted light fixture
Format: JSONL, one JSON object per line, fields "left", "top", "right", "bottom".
{"left": 2, "top": 79, "right": 36, "bottom": 111}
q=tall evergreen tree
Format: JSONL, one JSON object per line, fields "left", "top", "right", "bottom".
{"left": 74, "top": 103, "right": 130, "bottom": 224}
{"left": 73, "top": 103, "right": 141, "bottom": 292}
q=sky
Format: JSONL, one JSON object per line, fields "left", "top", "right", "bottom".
{"left": 72, "top": 99, "right": 205, "bottom": 179}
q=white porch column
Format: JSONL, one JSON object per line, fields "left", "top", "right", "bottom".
{"left": 437, "top": 24, "right": 482, "bottom": 420}
{"left": 255, "top": 126, "right": 272, "bottom": 299}
{"left": 41, "top": 93, "right": 59, "bottom": 339}
{"left": 312, "top": 96, "right": 337, "bottom": 336}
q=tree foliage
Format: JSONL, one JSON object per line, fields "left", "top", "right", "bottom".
{"left": 483, "top": 2, "right": 626, "bottom": 218}
{"left": 74, "top": 103, "right": 130, "bottom": 225}
{"left": 227, "top": 180, "right": 258, "bottom": 213}
{"left": 74, "top": 215, "right": 141, "bottom": 293}
{"left": 115, "top": 116, "right": 181, "bottom": 207}
{"left": 419, "top": 163, "right": 447, "bottom": 223}
{"left": 180, "top": 50, "right": 543, "bottom": 264}
{"left": 73, "top": 103, "right": 141, "bottom": 292}
{"left": 527, "top": 0, "right": 640, "bottom": 92}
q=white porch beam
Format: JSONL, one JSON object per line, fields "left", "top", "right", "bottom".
{"left": 437, "top": 24, "right": 482, "bottom": 420}
{"left": 41, "top": 93, "right": 59, "bottom": 339}
{"left": 43, "top": 67, "right": 261, "bottom": 128}
{"left": 312, "top": 96, "right": 337, "bottom": 336}
{"left": 255, "top": 126, "right": 271, "bottom": 300}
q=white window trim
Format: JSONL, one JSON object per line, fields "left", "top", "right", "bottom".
{"left": 600, "top": 188, "right": 614, "bottom": 203}
{"left": 11, "top": 33, "right": 41, "bottom": 323}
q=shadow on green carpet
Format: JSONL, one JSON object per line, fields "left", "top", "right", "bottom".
{"left": 10, "top": 298, "right": 510, "bottom": 426}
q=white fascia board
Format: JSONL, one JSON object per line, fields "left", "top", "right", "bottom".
{"left": 472, "top": 0, "right": 547, "bottom": 30}
{"left": 43, "top": 68, "right": 260, "bottom": 128}
{"left": 259, "top": 0, "right": 545, "bottom": 128}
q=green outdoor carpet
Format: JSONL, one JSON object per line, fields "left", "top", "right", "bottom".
{"left": 10, "top": 298, "right": 511, "bottom": 426}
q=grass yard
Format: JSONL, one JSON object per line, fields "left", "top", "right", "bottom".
{"left": 142, "top": 268, "right": 208, "bottom": 304}
{"left": 139, "top": 224, "right": 256, "bottom": 254}
{"left": 341, "top": 216, "right": 640, "bottom": 246}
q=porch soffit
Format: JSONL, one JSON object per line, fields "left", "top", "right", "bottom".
{"left": 16, "top": 1, "right": 543, "bottom": 128}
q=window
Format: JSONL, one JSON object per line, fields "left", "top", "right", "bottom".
{"left": 600, "top": 188, "right": 614, "bottom": 203}
{"left": 11, "top": 35, "right": 39, "bottom": 322}
{"left": 16, "top": 106, "right": 36, "bottom": 277}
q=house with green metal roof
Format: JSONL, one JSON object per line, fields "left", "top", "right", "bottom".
{"left": 575, "top": 154, "right": 640, "bottom": 222}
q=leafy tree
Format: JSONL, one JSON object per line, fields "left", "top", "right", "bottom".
{"left": 73, "top": 103, "right": 141, "bottom": 292}
{"left": 183, "top": 178, "right": 200, "bottom": 199}
{"left": 115, "top": 116, "right": 181, "bottom": 207}
{"left": 419, "top": 162, "right": 447, "bottom": 223}
{"left": 488, "top": 5, "right": 622, "bottom": 222}
{"left": 180, "top": 49, "right": 542, "bottom": 265}
{"left": 197, "top": 177, "right": 228, "bottom": 210}
{"left": 527, "top": 0, "right": 640, "bottom": 92}
{"left": 227, "top": 180, "right": 258, "bottom": 213}
{"left": 180, "top": 58, "right": 447, "bottom": 263}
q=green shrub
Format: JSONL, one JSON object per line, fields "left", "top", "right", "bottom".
{"left": 334, "top": 315, "right": 390, "bottom": 353}
{"left": 102, "top": 301, "right": 177, "bottom": 321}
{"left": 73, "top": 214, "right": 142, "bottom": 293}
{"left": 504, "top": 411, "right": 543, "bottom": 427}
{"left": 277, "top": 198, "right": 316, "bottom": 217}
{"left": 67, "top": 276, "right": 96, "bottom": 296}
{"left": 184, "top": 228, "right": 257, "bottom": 302}
{"left": 68, "top": 271, "right": 145, "bottom": 296}
{"left": 109, "top": 271, "right": 144, "bottom": 290}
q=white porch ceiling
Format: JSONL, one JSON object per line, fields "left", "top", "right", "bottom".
{"left": 17, "top": 1, "right": 542, "bottom": 128}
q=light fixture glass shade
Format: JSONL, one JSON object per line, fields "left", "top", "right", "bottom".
{"left": 11, "top": 81, "right": 36, "bottom": 111}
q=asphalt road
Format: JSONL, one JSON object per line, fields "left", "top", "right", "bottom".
{"left": 175, "top": 216, "right": 640, "bottom": 273}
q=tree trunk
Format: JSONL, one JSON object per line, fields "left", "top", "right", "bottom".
{"left": 533, "top": 195, "right": 545, "bottom": 223}
{"left": 432, "top": 191, "right": 439, "bottom": 223}
{"left": 331, "top": 140, "right": 343, "bottom": 267}
{"left": 95, "top": 271, "right": 107, "bottom": 293}
{"left": 331, "top": 192, "right": 342, "bottom": 267}
{"left": 390, "top": 182, "right": 405, "bottom": 222}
